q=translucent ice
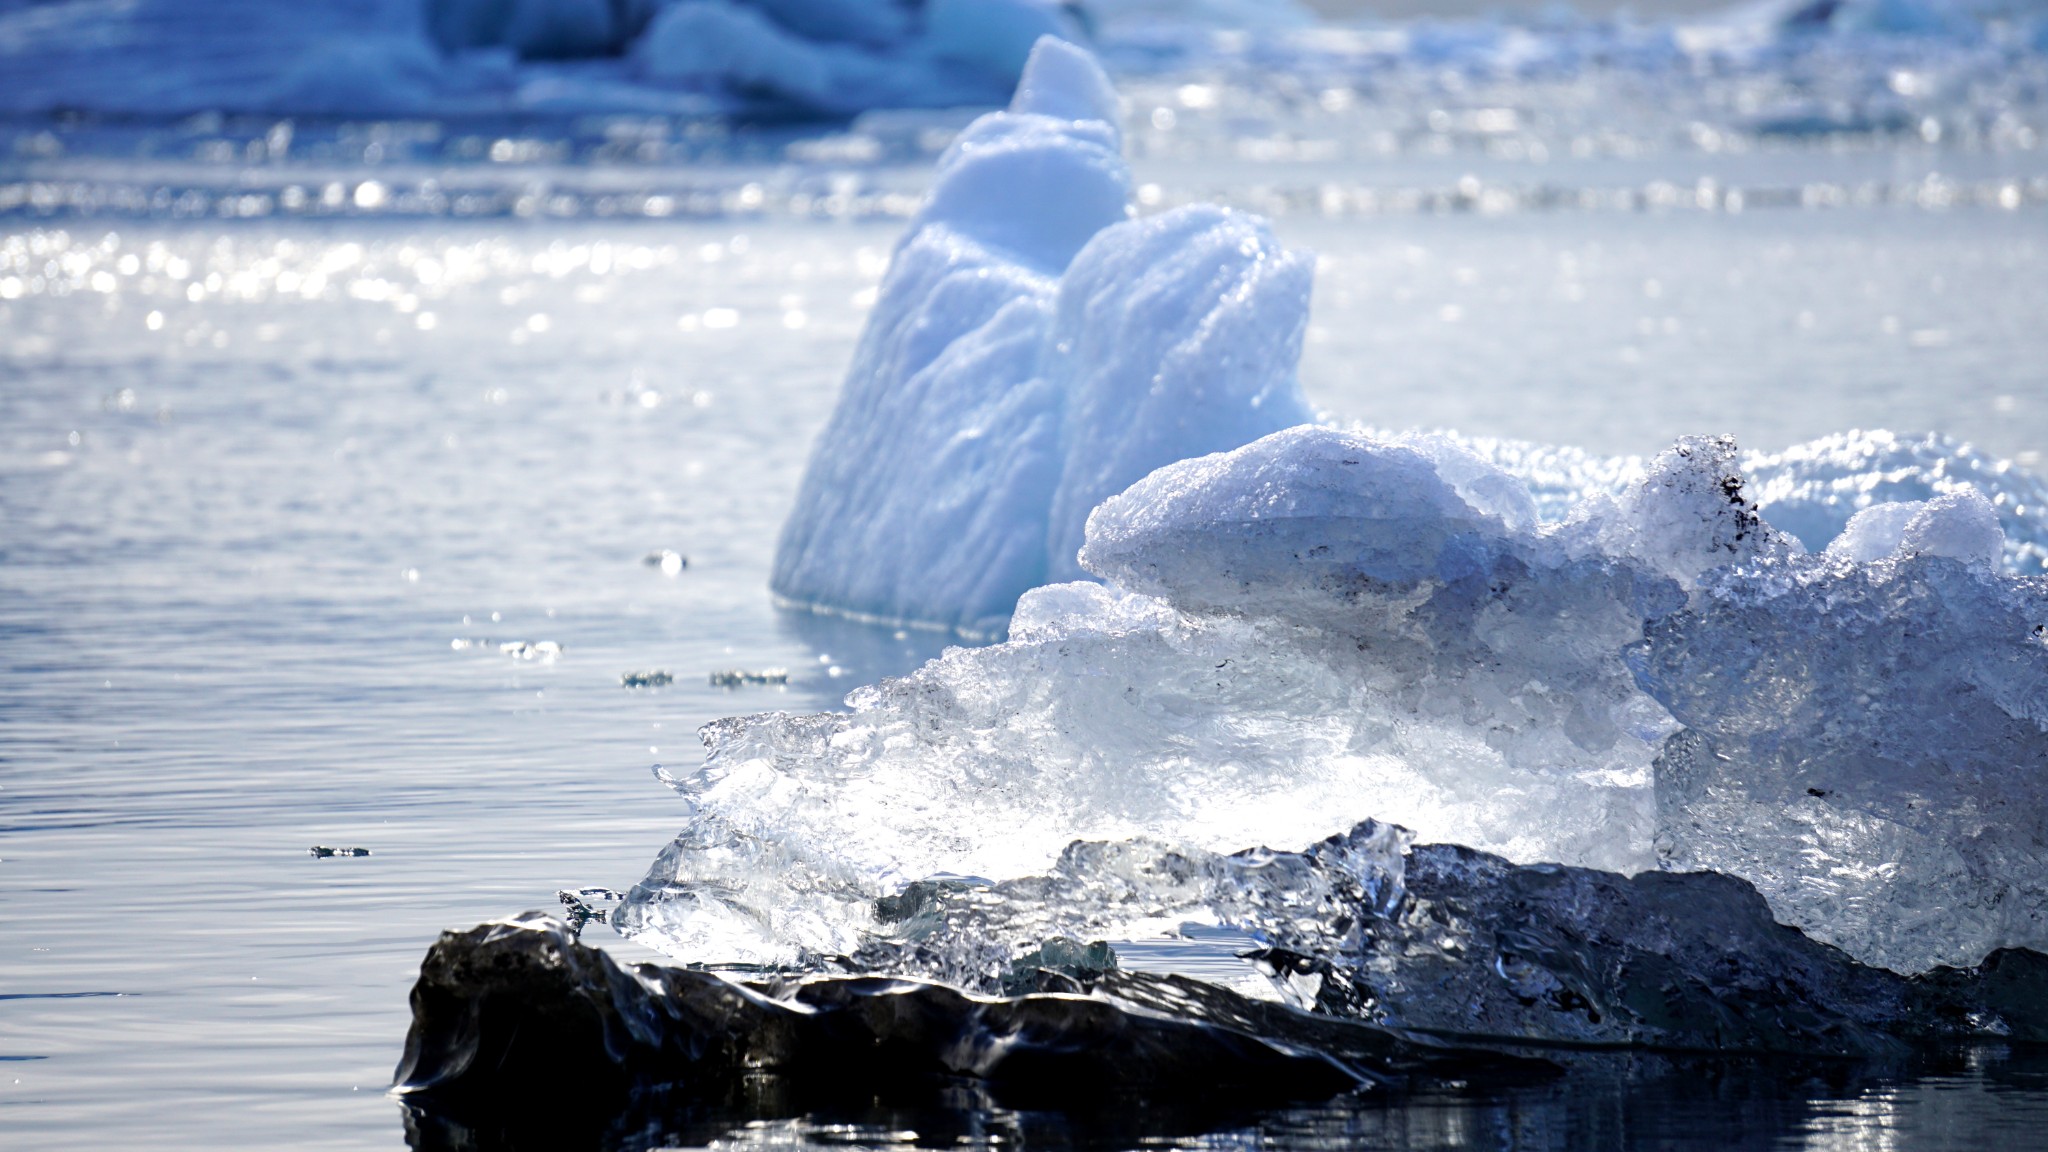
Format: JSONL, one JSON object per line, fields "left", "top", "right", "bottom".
{"left": 632, "top": 428, "right": 1743, "bottom": 963}
{"left": 839, "top": 821, "right": 2048, "bottom": 1052}
{"left": 772, "top": 38, "right": 1313, "bottom": 638}
{"left": 1638, "top": 547, "right": 2048, "bottom": 972}
{"left": 631, "top": 421, "right": 2048, "bottom": 975}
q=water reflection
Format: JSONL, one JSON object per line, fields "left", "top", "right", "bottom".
{"left": 773, "top": 605, "right": 967, "bottom": 710}
{"left": 398, "top": 1044, "right": 2048, "bottom": 1152}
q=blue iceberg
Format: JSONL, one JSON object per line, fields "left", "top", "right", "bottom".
{"left": 771, "top": 38, "right": 1314, "bottom": 639}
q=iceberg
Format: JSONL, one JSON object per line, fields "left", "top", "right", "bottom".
{"left": 771, "top": 38, "right": 1314, "bottom": 639}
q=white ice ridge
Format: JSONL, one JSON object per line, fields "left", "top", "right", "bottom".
{"left": 1448, "top": 427, "right": 2048, "bottom": 575}
{"left": 771, "top": 37, "right": 1315, "bottom": 639}
{"left": 625, "top": 424, "right": 2048, "bottom": 975}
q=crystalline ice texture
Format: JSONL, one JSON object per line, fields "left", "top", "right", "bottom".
{"left": 627, "top": 429, "right": 1756, "bottom": 963}
{"left": 1636, "top": 551, "right": 2048, "bottom": 972}
{"left": 1459, "top": 428, "right": 2048, "bottom": 574}
{"left": 842, "top": 820, "right": 2045, "bottom": 1053}
{"left": 771, "top": 38, "right": 1313, "bottom": 638}
{"left": 631, "top": 419, "right": 2048, "bottom": 975}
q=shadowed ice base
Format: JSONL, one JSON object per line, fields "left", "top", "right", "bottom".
{"left": 394, "top": 828, "right": 2048, "bottom": 1150}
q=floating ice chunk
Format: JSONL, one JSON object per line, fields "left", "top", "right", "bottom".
{"left": 427, "top": 0, "right": 649, "bottom": 59}
{"left": 1743, "top": 430, "right": 2048, "bottom": 574}
{"left": 635, "top": 428, "right": 1718, "bottom": 964}
{"left": 745, "top": 0, "right": 914, "bottom": 48}
{"left": 635, "top": 2, "right": 878, "bottom": 112}
{"left": 1769, "top": 0, "right": 1977, "bottom": 37}
{"left": 635, "top": 6, "right": 1082, "bottom": 113}
{"left": 264, "top": 35, "right": 448, "bottom": 115}
{"left": 773, "top": 40, "right": 1315, "bottom": 638}
{"left": 642, "top": 415, "right": 2048, "bottom": 975}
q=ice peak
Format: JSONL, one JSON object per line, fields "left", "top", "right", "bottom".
{"left": 773, "top": 40, "right": 1313, "bottom": 639}
{"left": 1007, "top": 35, "right": 1123, "bottom": 138}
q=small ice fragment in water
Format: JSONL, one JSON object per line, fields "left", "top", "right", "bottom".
{"left": 449, "top": 638, "right": 562, "bottom": 661}
{"left": 309, "top": 846, "right": 370, "bottom": 858}
{"left": 557, "top": 887, "right": 625, "bottom": 936}
{"left": 708, "top": 668, "right": 788, "bottom": 688}
{"left": 497, "top": 640, "right": 562, "bottom": 662}
{"left": 643, "top": 550, "right": 687, "bottom": 575}
{"left": 619, "top": 670, "right": 674, "bottom": 688}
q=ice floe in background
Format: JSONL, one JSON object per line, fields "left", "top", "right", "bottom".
{"left": 0, "top": 0, "right": 1088, "bottom": 118}
{"left": 5, "top": 0, "right": 2048, "bottom": 120}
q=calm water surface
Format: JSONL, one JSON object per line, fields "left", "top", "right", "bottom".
{"left": 5, "top": 134, "right": 2048, "bottom": 1149}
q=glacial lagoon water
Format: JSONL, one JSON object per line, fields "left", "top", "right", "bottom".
{"left": 6, "top": 105, "right": 2048, "bottom": 1147}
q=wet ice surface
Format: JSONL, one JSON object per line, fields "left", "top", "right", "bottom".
{"left": 7, "top": 86, "right": 2048, "bottom": 1151}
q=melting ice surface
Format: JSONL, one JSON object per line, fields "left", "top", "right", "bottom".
{"left": 622, "top": 39, "right": 2048, "bottom": 1004}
